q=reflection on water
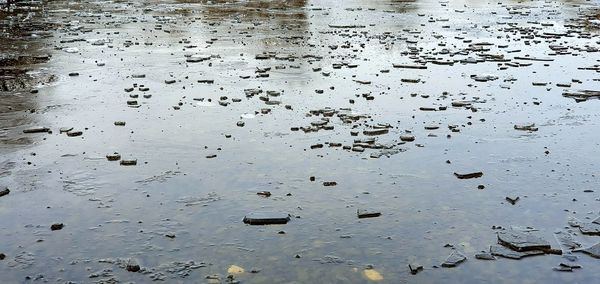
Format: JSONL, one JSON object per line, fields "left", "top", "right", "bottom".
{"left": 1, "top": 0, "right": 600, "bottom": 283}
{"left": 0, "top": 2, "right": 55, "bottom": 145}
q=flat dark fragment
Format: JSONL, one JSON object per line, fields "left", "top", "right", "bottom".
{"left": 357, "top": 209, "right": 381, "bottom": 219}
{"left": 454, "top": 172, "right": 483, "bottom": 179}
{"left": 50, "top": 223, "right": 64, "bottom": 231}
{"left": 497, "top": 230, "right": 551, "bottom": 251}
{"left": 506, "top": 196, "right": 519, "bottom": 205}
{"left": 67, "top": 131, "right": 83, "bottom": 137}
{"left": 393, "top": 64, "right": 427, "bottom": 69}
{"left": 490, "top": 245, "right": 545, "bottom": 259}
{"left": 0, "top": 187, "right": 9, "bottom": 197}
{"left": 363, "top": 129, "right": 388, "bottom": 136}
{"left": 23, "top": 127, "right": 50, "bottom": 134}
{"left": 243, "top": 212, "right": 290, "bottom": 225}
{"left": 120, "top": 160, "right": 137, "bottom": 166}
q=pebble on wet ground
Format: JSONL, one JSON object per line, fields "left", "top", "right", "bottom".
{"left": 0, "top": 187, "right": 9, "bottom": 197}
{"left": 50, "top": 223, "right": 64, "bottom": 231}
{"left": 442, "top": 250, "right": 467, "bottom": 268}
{"left": 357, "top": 209, "right": 381, "bottom": 219}
{"left": 3, "top": 1, "right": 600, "bottom": 282}
{"left": 243, "top": 212, "right": 290, "bottom": 225}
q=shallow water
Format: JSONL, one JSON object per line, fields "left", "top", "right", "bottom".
{"left": 1, "top": 0, "right": 600, "bottom": 283}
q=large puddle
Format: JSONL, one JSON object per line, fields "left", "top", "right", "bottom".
{"left": 1, "top": 0, "right": 600, "bottom": 283}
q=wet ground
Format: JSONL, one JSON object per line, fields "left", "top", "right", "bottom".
{"left": 1, "top": 0, "right": 600, "bottom": 283}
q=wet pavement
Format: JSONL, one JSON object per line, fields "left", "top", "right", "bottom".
{"left": 1, "top": 0, "right": 600, "bottom": 283}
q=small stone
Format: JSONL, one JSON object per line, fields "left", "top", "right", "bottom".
{"left": 576, "top": 242, "right": 600, "bottom": 258}
{"left": 363, "top": 129, "right": 389, "bottom": 136}
{"left": 126, "top": 263, "right": 140, "bottom": 272}
{"left": 59, "top": 127, "right": 73, "bottom": 133}
{"left": 243, "top": 212, "right": 290, "bottom": 225}
{"left": 454, "top": 172, "right": 483, "bottom": 179}
{"left": 490, "top": 245, "right": 545, "bottom": 259}
{"left": 257, "top": 191, "right": 271, "bottom": 197}
{"left": 114, "top": 121, "right": 126, "bottom": 126}
{"left": 514, "top": 123, "right": 538, "bottom": 131}
{"left": 553, "top": 266, "right": 572, "bottom": 272}
{"left": 506, "top": 196, "right": 519, "bottom": 205}
{"left": 0, "top": 187, "right": 9, "bottom": 197}
{"left": 357, "top": 209, "right": 381, "bottom": 219}
{"left": 475, "top": 252, "right": 496, "bottom": 260}
{"left": 23, "top": 127, "right": 50, "bottom": 134}
{"left": 0, "top": 253, "right": 5, "bottom": 260}
{"left": 497, "top": 230, "right": 551, "bottom": 252}
{"left": 50, "top": 223, "right": 64, "bottom": 231}
{"left": 236, "top": 121, "right": 245, "bottom": 127}
{"left": 442, "top": 250, "right": 466, "bottom": 267}
{"left": 579, "top": 222, "right": 600, "bottom": 236}
{"left": 120, "top": 159, "right": 137, "bottom": 166}
{"left": 559, "top": 263, "right": 581, "bottom": 269}
{"left": 400, "top": 135, "right": 415, "bottom": 142}
{"left": 67, "top": 131, "right": 83, "bottom": 137}
{"left": 408, "top": 263, "right": 423, "bottom": 275}
{"left": 323, "top": 181, "right": 337, "bottom": 186}
{"left": 106, "top": 153, "right": 121, "bottom": 161}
